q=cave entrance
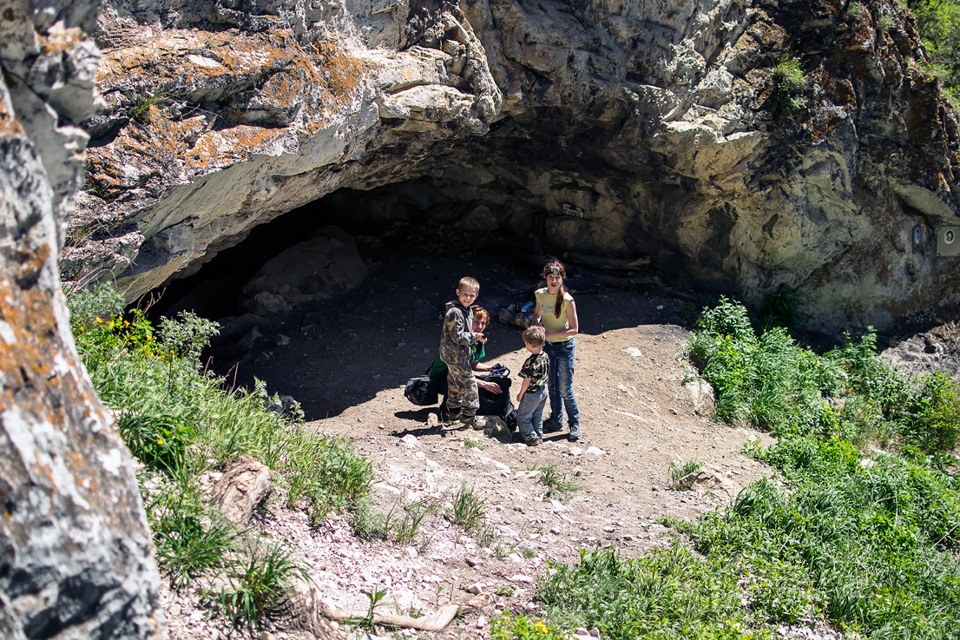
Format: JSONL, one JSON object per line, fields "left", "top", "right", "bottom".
{"left": 146, "top": 181, "right": 557, "bottom": 419}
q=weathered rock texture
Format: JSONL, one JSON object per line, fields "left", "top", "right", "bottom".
{"left": 66, "top": 0, "right": 960, "bottom": 331}
{"left": 0, "top": 0, "right": 164, "bottom": 637}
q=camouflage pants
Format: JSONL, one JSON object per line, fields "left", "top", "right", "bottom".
{"left": 445, "top": 361, "right": 479, "bottom": 418}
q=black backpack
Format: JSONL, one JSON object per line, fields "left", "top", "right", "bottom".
{"left": 404, "top": 375, "right": 439, "bottom": 406}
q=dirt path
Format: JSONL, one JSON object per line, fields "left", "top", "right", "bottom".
{"left": 177, "top": 230, "right": 777, "bottom": 640}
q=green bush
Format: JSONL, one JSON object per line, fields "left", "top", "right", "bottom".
{"left": 491, "top": 613, "right": 567, "bottom": 640}
{"left": 116, "top": 411, "right": 195, "bottom": 474}
{"left": 773, "top": 56, "right": 805, "bottom": 94}
{"left": 902, "top": 372, "right": 960, "bottom": 453}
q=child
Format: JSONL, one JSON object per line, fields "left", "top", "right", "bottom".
{"left": 516, "top": 325, "right": 549, "bottom": 446}
{"left": 438, "top": 276, "right": 487, "bottom": 426}
{"left": 533, "top": 258, "right": 582, "bottom": 442}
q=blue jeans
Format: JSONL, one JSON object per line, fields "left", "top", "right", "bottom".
{"left": 544, "top": 339, "right": 580, "bottom": 437}
{"left": 517, "top": 386, "right": 547, "bottom": 442}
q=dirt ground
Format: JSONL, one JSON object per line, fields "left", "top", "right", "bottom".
{"left": 167, "top": 228, "right": 784, "bottom": 640}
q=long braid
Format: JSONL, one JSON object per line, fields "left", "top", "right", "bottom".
{"left": 554, "top": 284, "right": 564, "bottom": 319}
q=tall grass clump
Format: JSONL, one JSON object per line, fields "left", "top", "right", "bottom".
{"left": 66, "top": 282, "right": 372, "bottom": 625}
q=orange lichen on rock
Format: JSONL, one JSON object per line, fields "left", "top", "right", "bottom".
{"left": 38, "top": 25, "right": 83, "bottom": 54}
{"left": 85, "top": 30, "right": 369, "bottom": 201}
{"left": 0, "top": 97, "right": 24, "bottom": 137}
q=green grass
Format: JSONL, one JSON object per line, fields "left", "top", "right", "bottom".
{"left": 497, "top": 297, "right": 960, "bottom": 640}
{"left": 449, "top": 483, "right": 488, "bottom": 533}
{"left": 66, "top": 282, "right": 372, "bottom": 627}
{"left": 532, "top": 464, "right": 582, "bottom": 500}
{"left": 668, "top": 459, "right": 703, "bottom": 487}
{"left": 212, "top": 539, "right": 308, "bottom": 630}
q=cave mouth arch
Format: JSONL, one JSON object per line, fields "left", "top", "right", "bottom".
{"left": 143, "top": 179, "right": 678, "bottom": 420}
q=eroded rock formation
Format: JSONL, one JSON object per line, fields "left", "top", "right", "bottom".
{"left": 0, "top": 0, "right": 164, "bottom": 637}
{"left": 66, "top": 0, "right": 960, "bottom": 331}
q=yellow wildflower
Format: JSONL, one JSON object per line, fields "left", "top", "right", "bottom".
{"left": 534, "top": 621, "right": 548, "bottom": 633}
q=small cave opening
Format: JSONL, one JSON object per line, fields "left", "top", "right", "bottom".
{"left": 143, "top": 178, "right": 675, "bottom": 420}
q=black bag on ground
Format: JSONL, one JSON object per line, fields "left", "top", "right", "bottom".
{"left": 477, "top": 374, "right": 517, "bottom": 430}
{"left": 404, "top": 375, "right": 439, "bottom": 406}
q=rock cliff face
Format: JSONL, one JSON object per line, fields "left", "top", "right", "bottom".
{"left": 0, "top": 0, "right": 163, "bottom": 637}
{"left": 66, "top": 0, "right": 960, "bottom": 331}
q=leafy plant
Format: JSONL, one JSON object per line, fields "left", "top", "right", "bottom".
{"left": 773, "top": 56, "right": 805, "bottom": 94}
{"left": 159, "top": 311, "right": 220, "bottom": 366}
{"left": 491, "top": 613, "right": 566, "bottom": 640}
{"left": 345, "top": 586, "right": 389, "bottom": 631}
{"left": 214, "top": 539, "right": 308, "bottom": 630}
{"left": 130, "top": 89, "right": 167, "bottom": 123}
{"left": 449, "top": 483, "right": 487, "bottom": 533}
{"left": 147, "top": 484, "right": 237, "bottom": 590}
{"left": 535, "top": 464, "right": 582, "bottom": 500}
{"left": 117, "top": 411, "right": 195, "bottom": 475}
{"left": 669, "top": 459, "right": 703, "bottom": 487}
{"left": 902, "top": 372, "right": 960, "bottom": 453}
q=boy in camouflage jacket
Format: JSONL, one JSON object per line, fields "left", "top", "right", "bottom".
{"left": 439, "top": 276, "right": 487, "bottom": 426}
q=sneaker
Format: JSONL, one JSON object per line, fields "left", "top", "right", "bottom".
{"left": 543, "top": 418, "right": 563, "bottom": 433}
{"left": 459, "top": 414, "right": 476, "bottom": 427}
{"left": 568, "top": 434, "right": 580, "bottom": 443}
{"left": 525, "top": 438, "right": 541, "bottom": 447}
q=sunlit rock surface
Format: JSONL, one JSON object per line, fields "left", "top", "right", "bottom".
{"left": 67, "top": 0, "right": 960, "bottom": 331}
{"left": 0, "top": 0, "right": 164, "bottom": 637}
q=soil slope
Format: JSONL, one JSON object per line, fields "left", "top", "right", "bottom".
{"left": 165, "top": 229, "right": 779, "bottom": 640}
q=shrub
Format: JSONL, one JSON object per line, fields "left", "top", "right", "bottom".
{"left": 159, "top": 311, "right": 219, "bottom": 365}
{"left": 902, "top": 372, "right": 960, "bottom": 453}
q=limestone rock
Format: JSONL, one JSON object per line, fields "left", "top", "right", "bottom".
{"left": 240, "top": 225, "right": 368, "bottom": 312}
{"left": 63, "top": 0, "right": 960, "bottom": 333}
{"left": 212, "top": 455, "right": 273, "bottom": 525}
{"left": 1, "top": 0, "right": 163, "bottom": 636}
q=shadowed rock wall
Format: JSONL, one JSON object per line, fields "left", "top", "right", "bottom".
{"left": 66, "top": 0, "right": 960, "bottom": 332}
{"left": 0, "top": 0, "right": 164, "bottom": 636}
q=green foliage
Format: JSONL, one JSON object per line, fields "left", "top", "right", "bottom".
{"left": 876, "top": 12, "right": 896, "bottom": 33}
{"left": 158, "top": 311, "right": 220, "bottom": 365}
{"left": 214, "top": 539, "right": 308, "bottom": 630}
{"left": 535, "top": 545, "right": 771, "bottom": 639}
{"left": 759, "top": 284, "right": 801, "bottom": 330}
{"left": 147, "top": 484, "right": 237, "bottom": 590}
{"left": 491, "top": 613, "right": 567, "bottom": 640}
{"left": 669, "top": 459, "right": 703, "bottom": 486}
{"left": 130, "top": 89, "right": 167, "bottom": 123}
{"left": 908, "top": 0, "right": 960, "bottom": 97}
{"left": 351, "top": 497, "right": 437, "bottom": 544}
{"left": 683, "top": 436, "right": 960, "bottom": 637}
{"left": 66, "top": 283, "right": 372, "bottom": 628}
{"left": 344, "top": 586, "right": 389, "bottom": 631}
{"left": 902, "top": 372, "right": 960, "bottom": 453}
{"left": 773, "top": 56, "right": 805, "bottom": 94}
{"left": 449, "top": 483, "right": 488, "bottom": 533}
{"left": 689, "top": 299, "right": 960, "bottom": 453}
{"left": 534, "top": 464, "right": 582, "bottom": 500}
{"left": 117, "top": 411, "right": 195, "bottom": 475}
